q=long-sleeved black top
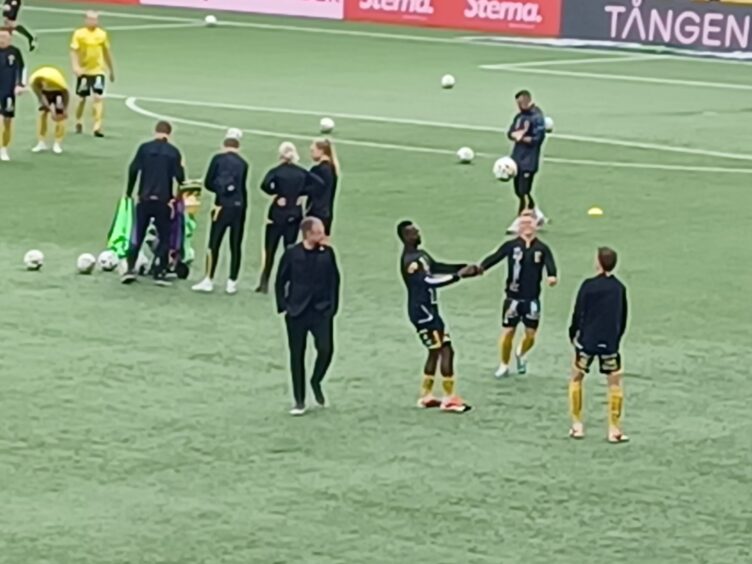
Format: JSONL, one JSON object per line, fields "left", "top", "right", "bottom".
{"left": 307, "top": 161, "right": 338, "bottom": 220}
{"left": 261, "top": 163, "right": 323, "bottom": 224}
{"left": 569, "top": 274, "right": 628, "bottom": 354}
{"left": 400, "top": 248, "right": 465, "bottom": 324}
{"left": 275, "top": 242, "right": 340, "bottom": 318}
{"left": 507, "top": 105, "right": 546, "bottom": 173}
{"left": 126, "top": 138, "right": 185, "bottom": 202}
{"left": 204, "top": 151, "right": 249, "bottom": 208}
{"left": 481, "top": 237, "right": 557, "bottom": 301}
{"left": 0, "top": 45, "right": 24, "bottom": 92}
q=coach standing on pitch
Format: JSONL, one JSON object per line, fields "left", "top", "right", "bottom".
{"left": 275, "top": 217, "right": 340, "bottom": 416}
{"left": 507, "top": 89, "right": 547, "bottom": 233}
{"left": 122, "top": 120, "right": 185, "bottom": 286}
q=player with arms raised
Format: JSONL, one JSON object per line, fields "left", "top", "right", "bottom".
{"left": 3, "top": 0, "right": 37, "bottom": 51}
{"left": 70, "top": 11, "right": 114, "bottom": 137}
{"left": 29, "top": 66, "right": 70, "bottom": 154}
{"left": 479, "top": 212, "right": 557, "bottom": 377}
{"left": 397, "top": 220, "right": 477, "bottom": 413}
{"left": 568, "top": 247, "right": 629, "bottom": 443}
{"left": 0, "top": 29, "right": 24, "bottom": 162}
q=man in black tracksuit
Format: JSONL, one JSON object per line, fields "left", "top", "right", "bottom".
{"left": 123, "top": 120, "right": 185, "bottom": 286}
{"left": 256, "top": 147, "right": 323, "bottom": 293}
{"left": 0, "top": 29, "right": 24, "bottom": 160}
{"left": 275, "top": 216, "right": 340, "bottom": 415}
{"left": 192, "top": 135, "right": 249, "bottom": 295}
{"left": 508, "top": 89, "right": 546, "bottom": 215}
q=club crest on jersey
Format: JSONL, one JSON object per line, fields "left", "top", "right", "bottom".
{"left": 7, "top": 55, "right": 15, "bottom": 66}
{"left": 534, "top": 251, "right": 542, "bottom": 263}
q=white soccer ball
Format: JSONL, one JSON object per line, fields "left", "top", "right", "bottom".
{"left": 544, "top": 116, "right": 555, "bottom": 133}
{"left": 204, "top": 14, "right": 218, "bottom": 26}
{"left": 456, "top": 147, "right": 474, "bottom": 164}
{"left": 226, "top": 127, "right": 243, "bottom": 140}
{"left": 24, "top": 249, "right": 44, "bottom": 271}
{"left": 320, "top": 117, "right": 335, "bottom": 134}
{"left": 441, "top": 74, "right": 456, "bottom": 89}
{"left": 77, "top": 253, "right": 97, "bottom": 275}
{"left": 493, "top": 157, "right": 518, "bottom": 182}
{"left": 97, "top": 250, "right": 119, "bottom": 272}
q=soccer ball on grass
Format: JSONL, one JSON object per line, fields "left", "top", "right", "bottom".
{"left": 97, "top": 250, "right": 119, "bottom": 272}
{"left": 24, "top": 249, "right": 44, "bottom": 271}
{"left": 493, "top": 157, "right": 518, "bottom": 182}
{"left": 77, "top": 253, "right": 97, "bottom": 275}
{"left": 456, "top": 147, "right": 474, "bottom": 164}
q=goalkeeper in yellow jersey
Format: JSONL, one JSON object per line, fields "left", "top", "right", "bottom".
{"left": 69, "top": 11, "right": 114, "bottom": 137}
{"left": 29, "top": 66, "right": 69, "bottom": 154}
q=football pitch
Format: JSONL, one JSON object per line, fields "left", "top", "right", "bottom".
{"left": 2, "top": 3, "right": 751, "bottom": 563}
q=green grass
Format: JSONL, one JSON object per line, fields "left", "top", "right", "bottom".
{"left": 2, "top": 3, "right": 752, "bottom": 563}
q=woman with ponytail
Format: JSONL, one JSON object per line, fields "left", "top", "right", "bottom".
{"left": 307, "top": 138, "right": 340, "bottom": 236}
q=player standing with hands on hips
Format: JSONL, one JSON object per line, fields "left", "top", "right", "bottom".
{"left": 507, "top": 89, "right": 548, "bottom": 233}
{"left": 275, "top": 217, "right": 340, "bottom": 416}
{"left": 192, "top": 128, "right": 250, "bottom": 295}
{"left": 122, "top": 120, "right": 185, "bottom": 286}
{"left": 0, "top": 29, "right": 24, "bottom": 162}
{"left": 70, "top": 11, "right": 114, "bottom": 137}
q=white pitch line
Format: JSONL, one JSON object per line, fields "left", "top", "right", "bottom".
{"left": 480, "top": 64, "right": 752, "bottom": 92}
{"left": 493, "top": 54, "right": 668, "bottom": 68}
{"left": 108, "top": 93, "right": 752, "bottom": 162}
{"left": 37, "top": 22, "right": 202, "bottom": 34}
{"left": 123, "top": 97, "right": 752, "bottom": 175}
{"left": 25, "top": 6, "right": 752, "bottom": 68}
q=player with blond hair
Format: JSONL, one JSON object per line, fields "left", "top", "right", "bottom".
{"left": 29, "top": 66, "right": 69, "bottom": 154}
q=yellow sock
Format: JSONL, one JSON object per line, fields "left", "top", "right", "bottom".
{"left": 441, "top": 376, "right": 455, "bottom": 398}
{"left": 500, "top": 333, "right": 514, "bottom": 364}
{"left": 54, "top": 121, "right": 66, "bottom": 142}
{"left": 2, "top": 122, "right": 12, "bottom": 148}
{"left": 38, "top": 113, "right": 48, "bottom": 140}
{"left": 608, "top": 385, "right": 624, "bottom": 429}
{"left": 93, "top": 99, "right": 104, "bottom": 131}
{"left": 569, "top": 380, "right": 583, "bottom": 424}
{"left": 420, "top": 375, "right": 435, "bottom": 397}
{"left": 75, "top": 99, "right": 86, "bottom": 124}
{"left": 519, "top": 333, "right": 536, "bottom": 356}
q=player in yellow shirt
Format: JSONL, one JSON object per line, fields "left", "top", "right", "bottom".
{"left": 69, "top": 11, "right": 114, "bottom": 137}
{"left": 29, "top": 66, "right": 69, "bottom": 154}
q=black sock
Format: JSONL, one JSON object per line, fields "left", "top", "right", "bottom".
{"left": 15, "top": 25, "right": 34, "bottom": 44}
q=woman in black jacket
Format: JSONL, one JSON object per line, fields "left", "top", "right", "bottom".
{"left": 306, "top": 138, "right": 339, "bottom": 236}
{"left": 255, "top": 141, "right": 323, "bottom": 294}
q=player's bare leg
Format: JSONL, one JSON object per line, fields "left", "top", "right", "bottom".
{"left": 516, "top": 327, "right": 537, "bottom": 375}
{"left": 568, "top": 367, "right": 585, "bottom": 439}
{"left": 496, "top": 327, "right": 516, "bottom": 378}
{"left": 417, "top": 348, "right": 441, "bottom": 408}
{"left": 606, "top": 371, "right": 628, "bottom": 443}
{"left": 438, "top": 343, "right": 470, "bottom": 413}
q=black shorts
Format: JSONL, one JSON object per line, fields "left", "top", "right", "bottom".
{"left": 502, "top": 298, "right": 540, "bottom": 329}
{"left": 76, "top": 74, "right": 106, "bottom": 97}
{"left": 0, "top": 91, "right": 15, "bottom": 118}
{"left": 40, "top": 90, "right": 66, "bottom": 116}
{"left": 574, "top": 345, "right": 622, "bottom": 375}
{"left": 412, "top": 312, "right": 450, "bottom": 350}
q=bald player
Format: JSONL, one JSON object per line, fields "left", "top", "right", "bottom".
{"left": 70, "top": 11, "right": 114, "bottom": 137}
{"left": 29, "top": 66, "right": 69, "bottom": 154}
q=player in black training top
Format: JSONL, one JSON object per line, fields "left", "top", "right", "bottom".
{"left": 398, "top": 220, "right": 478, "bottom": 413}
{"left": 567, "top": 247, "right": 629, "bottom": 444}
{"left": 307, "top": 138, "right": 339, "bottom": 236}
{"left": 192, "top": 131, "right": 249, "bottom": 295}
{"left": 3, "top": 0, "right": 37, "bottom": 51}
{"left": 479, "top": 211, "right": 557, "bottom": 378}
{"left": 506, "top": 89, "right": 548, "bottom": 233}
{"left": 255, "top": 141, "right": 323, "bottom": 294}
{"left": 0, "top": 29, "right": 24, "bottom": 161}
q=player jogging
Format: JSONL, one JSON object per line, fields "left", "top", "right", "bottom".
{"left": 70, "top": 11, "right": 114, "bottom": 137}
{"left": 29, "top": 66, "right": 69, "bottom": 154}
{"left": 479, "top": 212, "right": 557, "bottom": 378}
{"left": 507, "top": 89, "right": 548, "bottom": 233}
{"left": 0, "top": 29, "right": 24, "bottom": 162}
{"left": 3, "top": 0, "right": 37, "bottom": 51}
{"left": 398, "top": 220, "right": 476, "bottom": 413}
{"left": 568, "top": 247, "right": 629, "bottom": 444}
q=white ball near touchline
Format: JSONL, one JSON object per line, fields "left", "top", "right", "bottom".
{"left": 77, "top": 253, "right": 97, "bottom": 275}
{"left": 204, "top": 14, "right": 218, "bottom": 26}
{"left": 24, "top": 249, "right": 44, "bottom": 271}
{"left": 544, "top": 116, "right": 555, "bottom": 133}
{"left": 320, "top": 117, "right": 335, "bottom": 134}
{"left": 456, "top": 147, "right": 474, "bottom": 164}
{"left": 441, "top": 74, "right": 456, "bottom": 89}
